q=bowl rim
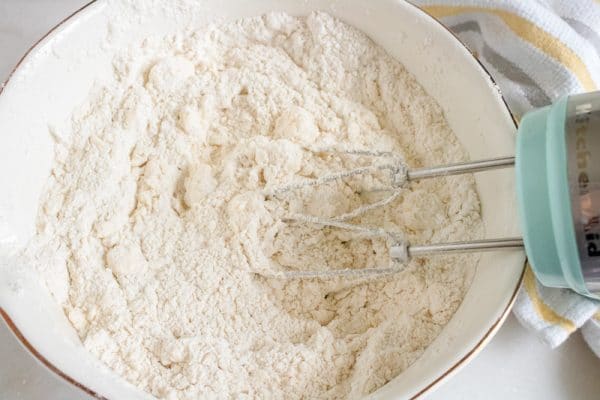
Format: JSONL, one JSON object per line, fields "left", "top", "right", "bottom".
{"left": 0, "top": 1, "right": 525, "bottom": 399}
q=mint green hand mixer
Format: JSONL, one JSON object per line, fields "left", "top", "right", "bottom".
{"left": 269, "top": 91, "right": 600, "bottom": 300}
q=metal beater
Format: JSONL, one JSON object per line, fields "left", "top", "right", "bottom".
{"left": 267, "top": 151, "right": 523, "bottom": 279}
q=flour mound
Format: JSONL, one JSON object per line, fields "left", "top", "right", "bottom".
{"left": 31, "top": 12, "right": 482, "bottom": 400}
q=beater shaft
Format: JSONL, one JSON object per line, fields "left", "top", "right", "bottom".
{"left": 407, "top": 156, "right": 515, "bottom": 181}
{"left": 403, "top": 237, "right": 524, "bottom": 260}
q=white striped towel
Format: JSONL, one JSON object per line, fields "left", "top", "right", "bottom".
{"left": 411, "top": 0, "right": 600, "bottom": 353}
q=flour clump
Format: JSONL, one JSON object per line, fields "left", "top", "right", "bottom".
{"left": 31, "top": 11, "right": 483, "bottom": 400}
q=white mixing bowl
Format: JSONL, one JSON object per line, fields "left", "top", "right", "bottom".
{"left": 0, "top": 0, "right": 525, "bottom": 398}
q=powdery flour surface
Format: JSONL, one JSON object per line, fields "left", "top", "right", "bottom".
{"left": 31, "top": 12, "right": 483, "bottom": 400}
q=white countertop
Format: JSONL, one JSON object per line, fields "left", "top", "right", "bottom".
{"left": 2, "top": 1, "right": 600, "bottom": 399}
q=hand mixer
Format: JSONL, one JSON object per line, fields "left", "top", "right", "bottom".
{"left": 266, "top": 91, "right": 600, "bottom": 300}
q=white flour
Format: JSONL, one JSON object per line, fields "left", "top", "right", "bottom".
{"left": 31, "top": 12, "right": 483, "bottom": 400}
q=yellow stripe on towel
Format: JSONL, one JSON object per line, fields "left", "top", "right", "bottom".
{"left": 423, "top": 5, "right": 598, "bottom": 91}
{"left": 522, "top": 266, "right": 576, "bottom": 332}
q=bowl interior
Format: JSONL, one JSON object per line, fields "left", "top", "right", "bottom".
{"left": 0, "top": 0, "right": 524, "bottom": 399}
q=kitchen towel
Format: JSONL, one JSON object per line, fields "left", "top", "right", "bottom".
{"left": 411, "top": 0, "right": 600, "bottom": 354}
